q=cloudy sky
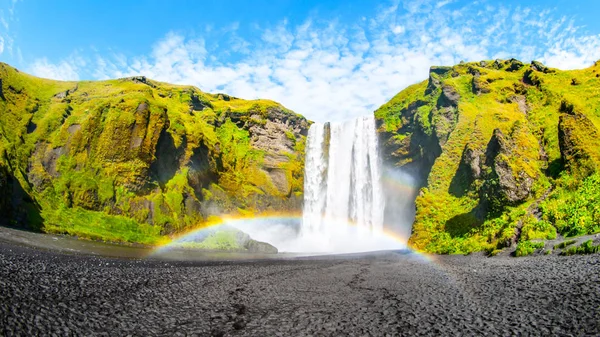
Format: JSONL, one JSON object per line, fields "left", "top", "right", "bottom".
{"left": 1, "top": 0, "right": 599, "bottom": 122}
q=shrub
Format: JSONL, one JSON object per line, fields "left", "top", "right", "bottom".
{"left": 554, "top": 239, "right": 576, "bottom": 249}
{"left": 541, "top": 174, "right": 600, "bottom": 237}
{"left": 560, "top": 240, "right": 600, "bottom": 256}
{"left": 515, "top": 240, "right": 545, "bottom": 257}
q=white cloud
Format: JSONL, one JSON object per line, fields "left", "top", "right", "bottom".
{"left": 29, "top": 57, "right": 83, "bottom": 81}
{"left": 391, "top": 25, "right": 404, "bottom": 34}
{"left": 29, "top": 0, "right": 600, "bottom": 122}
{"left": 0, "top": 36, "right": 4, "bottom": 54}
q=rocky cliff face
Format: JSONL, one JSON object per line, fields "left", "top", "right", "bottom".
{"left": 0, "top": 63, "right": 308, "bottom": 243}
{"left": 376, "top": 59, "right": 600, "bottom": 254}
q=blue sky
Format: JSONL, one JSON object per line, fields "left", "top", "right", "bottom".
{"left": 1, "top": 0, "right": 600, "bottom": 122}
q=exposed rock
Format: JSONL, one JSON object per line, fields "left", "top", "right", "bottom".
{"left": 483, "top": 129, "right": 535, "bottom": 207}
{"left": 54, "top": 86, "right": 78, "bottom": 100}
{"left": 125, "top": 76, "right": 156, "bottom": 88}
{"left": 186, "top": 143, "right": 216, "bottom": 199}
{"left": 0, "top": 164, "right": 42, "bottom": 229}
{"left": 426, "top": 66, "right": 452, "bottom": 94}
{"left": 468, "top": 66, "right": 482, "bottom": 77}
{"left": 439, "top": 85, "right": 460, "bottom": 107}
{"left": 217, "top": 93, "right": 232, "bottom": 101}
{"left": 449, "top": 144, "right": 484, "bottom": 197}
{"left": 266, "top": 167, "right": 290, "bottom": 196}
{"left": 506, "top": 59, "right": 524, "bottom": 72}
{"left": 0, "top": 78, "right": 4, "bottom": 100}
{"left": 558, "top": 110, "right": 600, "bottom": 175}
{"left": 0, "top": 165, "right": 13, "bottom": 225}
{"left": 508, "top": 95, "right": 529, "bottom": 114}
{"left": 249, "top": 119, "right": 295, "bottom": 154}
{"left": 433, "top": 85, "right": 460, "bottom": 146}
{"left": 149, "top": 128, "right": 185, "bottom": 186}
{"left": 67, "top": 124, "right": 81, "bottom": 134}
{"left": 523, "top": 70, "right": 542, "bottom": 87}
{"left": 42, "top": 146, "right": 67, "bottom": 178}
{"left": 531, "top": 60, "right": 549, "bottom": 73}
{"left": 472, "top": 76, "right": 491, "bottom": 95}
{"left": 244, "top": 239, "right": 278, "bottom": 254}
{"left": 462, "top": 145, "right": 483, "bottom": 179}
{"left": 189, "top": 92, "right": 212, "bottom": 113}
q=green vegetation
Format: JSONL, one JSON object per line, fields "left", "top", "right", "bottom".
{"left": 2, "top": 57, "right": 600, "bottom": 255}
{"left": 178, "top": 229, "right": 244, "bottom": 251}
{"left": 515, "top": 240, "right": 545, "bottom": 257}
{"left": 554, "top": 240, "right": 577, "bottom": 249}
{"left": 375, "top": 58, "right": 600, "bottom": 254}
{"left": 540, "top": 174, "right": 600, "bottom": 237}
{"left": 560, "top": 240, "right": 600, "bottom": 256}
{"left": 0, "top": 63, "right": 308, "bottom": 245}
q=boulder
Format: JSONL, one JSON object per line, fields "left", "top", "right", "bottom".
{"left": 506, "top": 59, "right": 524, "bottom": 72}
{"left": 531, "top": 60, "right": 549, "bottom": 73}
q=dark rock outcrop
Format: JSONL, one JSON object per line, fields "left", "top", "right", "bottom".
{"left": 530, "top": 60, "right": 554, "bottom": 74}
{"left": 558, "top": 106, "right": 600, "bottom": 176}
{"left": 472, "top": 75, "right": 491, "bottom": 95}
{"left": 506, "top": 59, "right": 524, "bottom": 72}
{"left": 0, "top": 164, "right": 42, "bottom": 230}
{"left": 426, "top": 66, "right": 452, "bottom": 94}
{"left": 482, "top": 128, "right": 535, "bottom": 208}
{"left": 125, "top": 76, "right": 156, "bottom": 88}
{"left": 433, "top": 85, "right": 460, "bottom": 147}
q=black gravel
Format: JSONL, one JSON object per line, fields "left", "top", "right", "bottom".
{"left": 0, "top": 242, "right": 599, "bottom": 336}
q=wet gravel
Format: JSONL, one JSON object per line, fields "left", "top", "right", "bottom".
{"left": 0, "top": 242, "right": 599, "bottom": 336}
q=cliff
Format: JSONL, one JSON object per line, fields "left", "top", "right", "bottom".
{"left": 376, "top": 59, "right": 600, "bottom": 254}
{"left": 0, "top": 63, "right": 308, "bottom": 244}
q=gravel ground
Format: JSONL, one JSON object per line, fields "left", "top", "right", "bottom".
{"left": 0, "top": 241, "right": 599, "bottom": 336}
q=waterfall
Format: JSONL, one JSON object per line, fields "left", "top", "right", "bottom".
{"left": 301, "top": 116, "right": 386, "bottom": 251}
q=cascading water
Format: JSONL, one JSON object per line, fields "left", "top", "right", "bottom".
{"left": 229, "top": 114, "right": 412, "bottom": 253}
{"left": 299, "top": 115, "right": 396, "bottom": 253}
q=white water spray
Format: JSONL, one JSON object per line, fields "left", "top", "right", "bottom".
{"left": 298, "top": 116, "right": 399, "bottom": 253}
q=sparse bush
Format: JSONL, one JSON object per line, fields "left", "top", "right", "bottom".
{"left": 560, "top": 240, "right": 600, "bottom": 256}
{"left": 554, "top": 239, "right": 577, "bottom": 249}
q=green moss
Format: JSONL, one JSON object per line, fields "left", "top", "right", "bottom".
{"left": 0, "top": 62, "right": 306, "bottom": 245}
{"left": 182, "top": 229, "right": 243, "bottom": 250}
{"left": 41, "top": 204, "right": 163, "bottom": 245}
{"left": 379, "top": 59, "right": 600, "bottom": 254}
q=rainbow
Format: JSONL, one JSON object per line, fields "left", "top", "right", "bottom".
{"left": 149, "top": 213, "right": 302, "bottom": 256}
{"left": 381, "top": 169, "right": 420, "bottom": 195}
{"left": 150, "top": 212, "right": 414, "bottom": 256}
{"left": 146, "top": 212, "right": 461, "bottom": 285}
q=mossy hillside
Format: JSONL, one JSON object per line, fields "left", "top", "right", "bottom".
{"left": 376, "top": 59, "right": 600, "bottom": 254}
{"left": 0, "top": 63, "right": 308, "bottom": 244}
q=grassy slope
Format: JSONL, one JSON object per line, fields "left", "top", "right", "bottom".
{"left": 376, "top": 59, "right": 600, "bottom": 254}
{"left": 0, "top": 63, "right": 307, "bottom": 245}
